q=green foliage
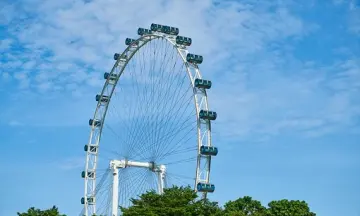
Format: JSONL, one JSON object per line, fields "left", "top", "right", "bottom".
{"left": 120, "top": 186, "right": 221, "bottom": 216}
{"left": 121, "top": 186, "right": 315, "bottom": 216}
{"left": 223, "top": 196, "right": 266, "bottom": 216}
{"left": 266, "top": 199, "right": 316, "bottom": 216}
{"left": 17, "top": 206, "right": 66, "bottom": 216}
{"left": 18, "top": 187, "right": 316, "bottom": 216}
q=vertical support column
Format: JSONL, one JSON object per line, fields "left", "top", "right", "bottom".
{"left": 157, "top": 165, "right": 166, "bottom": 194}
{"left": 111, "top": 167, "right": 119, "bottom": 216}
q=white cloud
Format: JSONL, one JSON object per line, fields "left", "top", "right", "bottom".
{"left": 349, "top": 0, "right": 359, "bottom": 10}
{"left": 0, "top": 0, "right": 359, "bottom": 140}
{"left": 37, "top": 81, "right": 52, "bottom": 92}
{"left": 349, "top": 13, "right": 360, "bottom": 35}
{"left": 1, "top": 72, "right": 10, "bottom": 81}
{"left": 0, "top": 39, "right": 12, "bottom": 50}
{"left": 0, "top": 3, "right": 16, "bottom": 25}
{"left": 212, "top": 56, "right": 360, "bottom": 140}
{"left": 345, "top": 0, "right": 360, "bottom": 35}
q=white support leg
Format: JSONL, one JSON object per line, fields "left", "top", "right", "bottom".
{"left": 111, "top": 166, "right": 119, "bottom": 216}
{"left": 109, "top": 159, "right": 166, "bottom": 213}
{"left": 157, "top": 165, "right": 166, "bottom": 194}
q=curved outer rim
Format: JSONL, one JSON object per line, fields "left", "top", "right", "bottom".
{"left": 83, "top": 32, "right": 213, "bottom": 216}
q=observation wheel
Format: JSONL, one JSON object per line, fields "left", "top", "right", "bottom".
{"left": 81, "top": 23, "right": 219, "bottom": 216}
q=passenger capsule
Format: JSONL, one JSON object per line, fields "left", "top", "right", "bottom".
{"left": 138, "top": 28, "right": 152, "bottom": 35}
{"left": 81, "top": 197, "right": 95, "bottom": 205}
{"left": 125, "top": 38, "right": 138, "bottom": 46}
{"left": 95, "top": 94, "right": 109, "bottom": 103}
{"left": 104, "top": 72, "right": 118, "bottom": 81}
{"left": 200, "top": 146, "right": 218, "bottom": 156}
{"left": 197, "top": 183, "right": 215, "bottom": 193}
{"left": 186, "top": 53, "right": 203, "bottom": 64}
{"left": 194, "top": 79, "right": 212, "bottom": 89}
{"left": 199, "top": 110, "right": 217, "bottom": 121}
{"left": 114, "top": 53, "right": 120, "bottom": 60}
{"left": 81, "top": 171, "right": 95, "bottom": 178}
{"left": 84, "top": 145, "right": 98, "bottom": 153}
{"left": 150, "top": 23, "right": 162, "bottom": 32}
{"left": 150, "top": 23, "right": 179, "bottom": 35}
{"left": 89, "top": 119, "right": 101, "bottom": 127}
{"left": 176, "top": 36, "right": 192, "bottom": 46}
{"left": 169, "top": 26, "right": 179, "bottom": 35}
{"left": 162, "top": 26, "right": 171, "bottom": 34}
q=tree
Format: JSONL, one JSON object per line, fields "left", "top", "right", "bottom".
{"left": 266, "top": 199, "right": 316, "bottom": 216}
{"left": 223, "top": 196, "right": 316, "bottom": 216}
{"left": 18, "top": 188, "right": 316, "bottom": 216}
{"left": 17, "top": 205, "right": 66, "bottom": 216}
{"left": 120, "top": 186, "right": 222, "bottom": 216}
{"left": 223, "top": 196, "right": 266, "bottom": 216}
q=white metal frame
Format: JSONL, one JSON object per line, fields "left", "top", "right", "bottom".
{"left": 109, "top": 160, "right": 166, "bottom": 216}
{"left": 83, "top": 31, "right": 213, "bottom": 216}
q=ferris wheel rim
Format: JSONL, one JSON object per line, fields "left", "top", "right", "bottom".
{"left": 94, "top": 34, "right": 209, "bottom": 143}
{"left": 83, "top": 29, "right": 215, "bottom": 216}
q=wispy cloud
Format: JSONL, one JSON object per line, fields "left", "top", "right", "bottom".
{"left": 8, "top": 120, "right": 23, "bottom": 126}
{"left": 0, "top": 0, "right": 359, "bottom": 141}
{"left": 348, "top": 8, "right": 360, "bottom": 35}
{"left": 56, "top": 157, "right": 84, "bottom": 170}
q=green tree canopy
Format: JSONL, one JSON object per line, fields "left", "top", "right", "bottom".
{"left": 17, "top": 205, "right": 66, "bottom": 216}
{"left": 120, "top": 186, "right": 222, "bottom": 216}
{"left": 266, "top": 199, "right": 316, "bottom": 216}
{"left": 18, "top": 187, "right": 316, "bottom": 216}
{"left": 223, "top": 196, "right": 266, "bottom": 216}
{"left": 222, "top": 196, "right": 316, "bottom": 216}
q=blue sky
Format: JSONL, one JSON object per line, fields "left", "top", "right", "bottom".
{"left": 1, "top": 0, "right": 360, "bottom": 215}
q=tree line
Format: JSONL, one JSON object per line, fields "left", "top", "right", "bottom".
{"left": 17, "top": 186, "right": 316, "bottom": 216}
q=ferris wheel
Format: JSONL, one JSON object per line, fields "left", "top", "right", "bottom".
{"left": 81, "top": 23, "right": 219, "bottom": 216}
